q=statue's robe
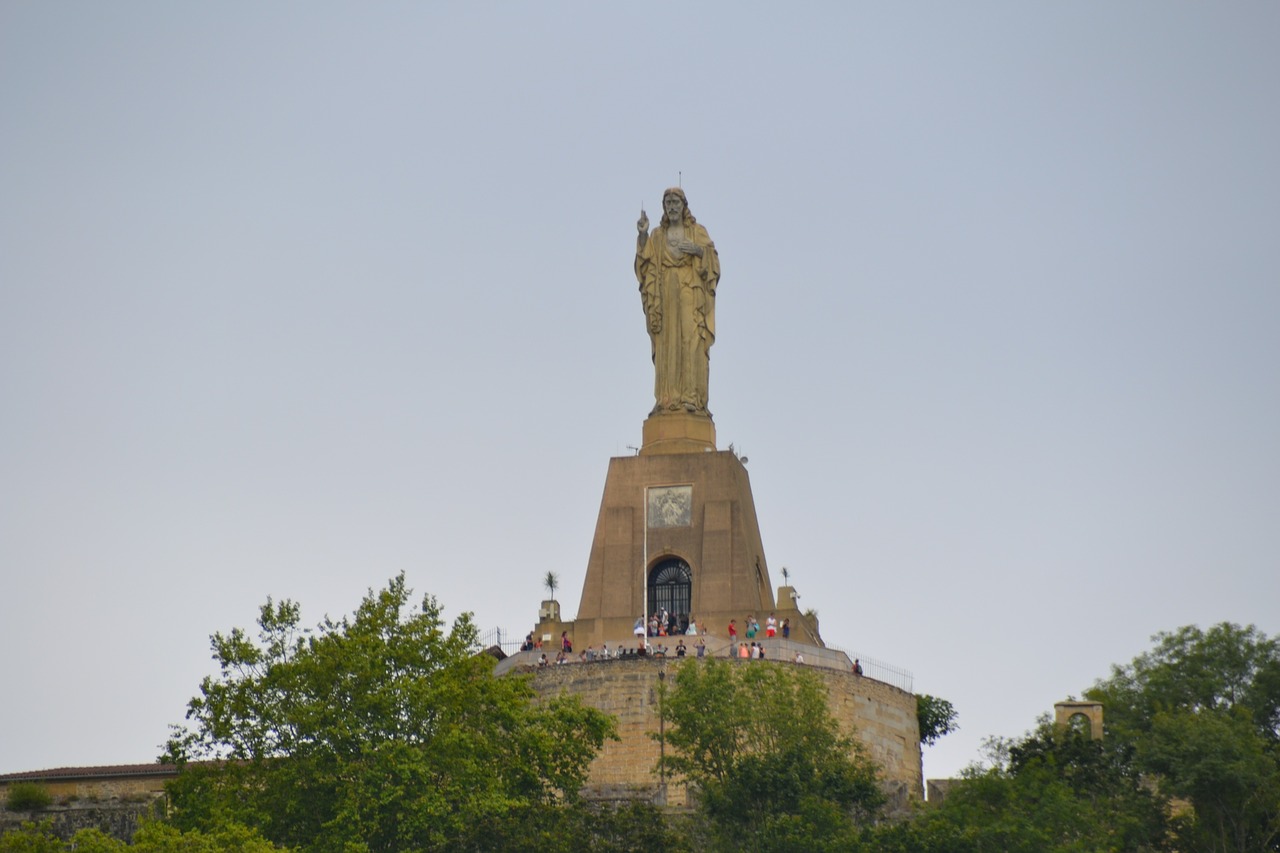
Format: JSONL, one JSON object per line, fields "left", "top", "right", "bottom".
{"left": 635, "top": 220, "right": 720, "bottom": 414}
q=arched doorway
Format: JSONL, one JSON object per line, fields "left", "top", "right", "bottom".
{"left": 648, "top": 558, "right": 692, "bottom": 621}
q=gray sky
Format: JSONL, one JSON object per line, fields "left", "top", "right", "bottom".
{"left": 2, "top": 3, "right": 1277, "bottom": 783}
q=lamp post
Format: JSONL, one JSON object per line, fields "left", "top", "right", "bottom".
{"left": 658, "top": 669, "right": 666, "bottom": 787}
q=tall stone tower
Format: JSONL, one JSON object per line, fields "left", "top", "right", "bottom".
{"left": 507, "top": 189, "right": 918, "bottom": 809}
{"left": 563, "top": 188, "right": 819, "bottom": 650}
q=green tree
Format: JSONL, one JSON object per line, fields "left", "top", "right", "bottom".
{"left": 859, "top": 722, "right": 1171, "bottom": 853}
{"left": 162, "top": 574, "right": 616, "bottom": 852}
{"left": 657, "top": 658, "right": 884, "bottom": 852}
{"left": 1088, "top": 623, "right": 1280, "bottom": 743}
{"left": 3, "top": 784, "right": 52, "bottom": 812}
{"left": 129, "top": 821, "right": 292, "bottom": 852}
{"left": 0, "top": 822, "right": 66, "bottom": 853}
{"left": 1086, "top": 623, "right": 1280, "bottom": 852}
{"left": 860, "top": 623, "right": 1280, "bottom": 852}
{"left": 0, "top": 821, "right": 285, "bottom": 853}
{"left": 916, "top": 694, "right": 959, "bottom": 747}
{"left": 458, "top": 800, "right": 690, "bottom": 853}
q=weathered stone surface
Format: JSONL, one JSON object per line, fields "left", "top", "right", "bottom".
{"left": 1054, "top": 699, "right": 1104, "bottom": 739}
{"left": 519, "top": 656, "right": 921, "bottom": 808}
{"left": 0, "top": 800, "right": 161, "bottom": 842}
{"left": 926, "top": 778, "right": 959, "bottom": 805}
{"left": 570, "top": 451, "right": 822, "bottom": 651}
{"left": 640, "top": 411, "right": 716, "bottom": 455}
{"left": 1, "top": 767, "right": 174, "bottom": 807}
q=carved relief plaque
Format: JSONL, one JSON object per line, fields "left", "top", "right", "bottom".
{"left": 648, "top": 485, "right": 692, "bottom": 528}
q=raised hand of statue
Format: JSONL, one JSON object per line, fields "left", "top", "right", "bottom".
{"left": 637, "top": 209, "right": 649, "bottom": 235}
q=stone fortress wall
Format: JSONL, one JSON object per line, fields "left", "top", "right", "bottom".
{"left": 0, "top": 766, "right": 172, "bottom": 842}
{"left": 506, "top": 652, "right": 921, "bottom": 809}
{"left": 0, "top": 766, "right": 173, "bottom": 808}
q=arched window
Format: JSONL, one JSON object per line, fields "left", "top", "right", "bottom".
{"left": 1067, "top": 713, "right": 1094, "bottom": 738}
{"left": 648, "top": 558, "right": 692, "bottom": 620}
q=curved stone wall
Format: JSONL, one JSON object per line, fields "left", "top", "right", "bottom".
{"left": 517, "top": 655, "right": 921, "bottom": 807}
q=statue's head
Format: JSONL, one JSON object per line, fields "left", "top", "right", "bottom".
{"left": 661, "top": 187, "right": 696, "bottom": 226}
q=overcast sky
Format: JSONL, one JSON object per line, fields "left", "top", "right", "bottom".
{"left": 2, "top": 3, "right": 1277, "bottom": 784}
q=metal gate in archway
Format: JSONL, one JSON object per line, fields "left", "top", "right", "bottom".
{"left": 648, "top": 558, "right": 692, "bottom": 618}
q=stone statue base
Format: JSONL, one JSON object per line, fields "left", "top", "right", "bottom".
{"left": 570, "top": 450, "right": 801, "bottom": 652}
{"left": 641, "top": 411, "right": 716, "bottom": 455}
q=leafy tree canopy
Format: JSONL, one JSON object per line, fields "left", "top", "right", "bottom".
{"left": 869, "top": 622, "right": 1280, "bottom": 853}
{"left": 916, "top": 694, "right": 958, "bottom": 747}
{"left": 0, "top": 820, "right": 285, "bottom": 853}
{"left": 161, "top": 574, "right": 618, "bottom": 853}
{"left": 1086, "top": 622, "right": 1280, "bottom": 744}
{"left": 1085, "top": 622, "right": 1280, "bottom": 852}
{"left": 657, "top": 658, "right": 884, "bottom": 852}
{"left": 858, "top": 719, "right": 1172, "bottom": 853}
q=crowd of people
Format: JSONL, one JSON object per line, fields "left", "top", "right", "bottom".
{"left": 516, "top": 608, "right": 834, "bottom": 670}
{"left": 515, "top": 607, "right": 869, "bottom": 675}
{"left": 725, "top": 611, "right": 792, "bottom": 643}
{"left": 632, "top": 608, "right": 701, "bottom": 638}
{"left": 524, "top": 635, "right": 711, "bottom": 667}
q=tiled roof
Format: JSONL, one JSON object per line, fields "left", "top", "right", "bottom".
{"left": 0, "top": 763, "right": 186, "bottom": 783}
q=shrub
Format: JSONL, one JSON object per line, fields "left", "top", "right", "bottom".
{"left": 5, "top": 782, "right": 54, "bottom": 811}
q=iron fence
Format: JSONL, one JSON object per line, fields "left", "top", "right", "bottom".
{"left": 477, "top": 627, "right": 523, "bottom": 655}
{"left": 823, "top": 644, "right": 914, "bottom": 692}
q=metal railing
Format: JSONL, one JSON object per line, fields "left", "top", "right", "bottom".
{"left": 476, "top": 627, "right": 523, "bottom": 655}
{"left": 823, "top": 644, "right": 914, "bottom": 693}
{"left": 481, "top": 625, "right": 914, "bottom": 693}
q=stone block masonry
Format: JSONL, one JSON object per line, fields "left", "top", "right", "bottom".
{"left": 518, "top": 655, "right": 921, "bottom": 808}
{"left": 0, "top": 802, "right": 160, "bottom": 843}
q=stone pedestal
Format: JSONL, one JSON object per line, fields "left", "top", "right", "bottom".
{"left": 571, "top": 450, "right": 778, "bottom": 650}
{"left": 641, "top": 411, "right": 716, "bottom": 455}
